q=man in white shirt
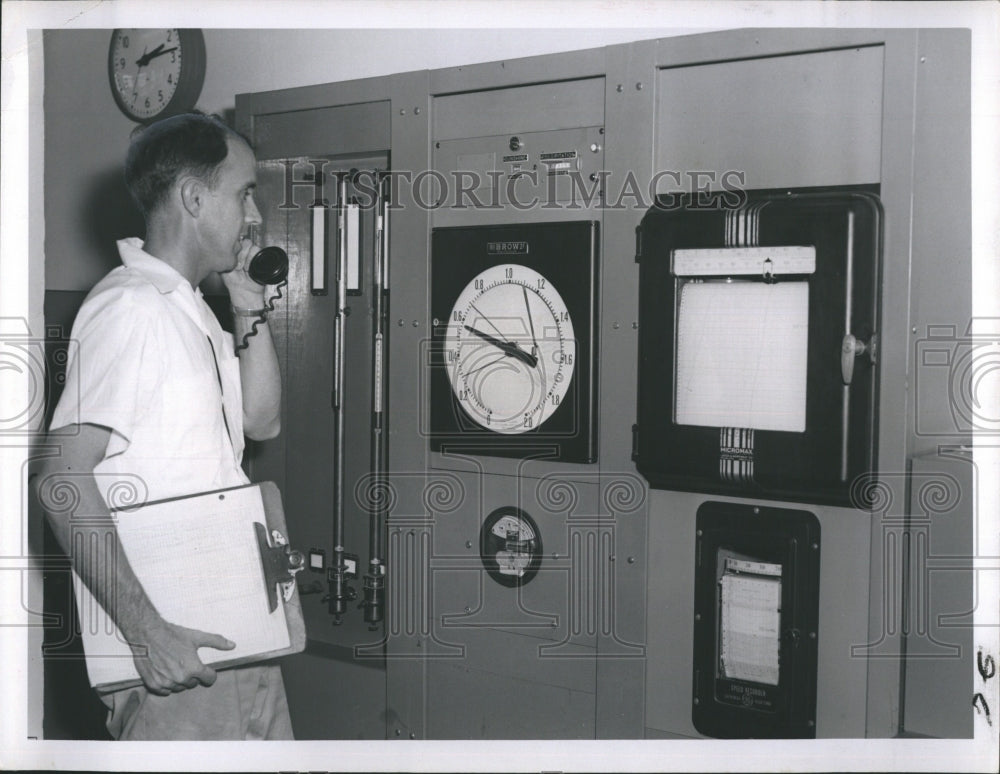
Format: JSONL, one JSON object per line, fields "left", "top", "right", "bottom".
{"left": 37, "top": 112, "right": 292, "bottom": 739}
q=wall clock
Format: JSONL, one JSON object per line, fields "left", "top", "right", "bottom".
{"left": 430, "top": 221, "right": 599, "bottom": 463}
{"left": 108, "top": 29, "right": 206, "bottom": 123}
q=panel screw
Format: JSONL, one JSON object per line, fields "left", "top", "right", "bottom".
{"left": 410, "top": 732, "right": 416, "bottom": 739}
{"left": 693, "top": 697, "right": 700, "bottom": 705}
{"left": 632, "top": 322, "right": 638, "bottom": 329}
{"left": 412, "top": 320, "right": 419, "bottom": 327}
{"left": 551, "top": 552, "right": 559, "bottom": 560}
{"left": 609, "top": 554, "right": 616, "bottom": 562}
{"left": 435, "top": 141, "right": 441, "bottom": 149}
{"left": 599, "top": 127, "right": 605, "bottom": 135}
{"left": 395, "top": 728, "right": 401, "bottom": 736}
{"left": 635, "top": 82, "right": 644, "bottom": 90}
{"left": 398, "top": 319, "right": 405, "bottom": 327}
{"left": 809, "top": 631, "right": 817, "bottom": 639}
{"left": 616, "top": 84, "right": 624, "bottom": 93}
{"left": 465, "top": 606, "right": 471, "bottom": 613}
{"left": 695, "top": 613, "right": 701, "bottom": 621}
{"left": 414, "top": 107, "right": 421, "bottom": 114}
{"left": 812, "top": 543, "right": 819, "bottom": 550}
{"left": 399, "top": 108, "right": 407, "bottom": 115}
{"left": 627, "top": 556, "right": 636, "bottom": 564}
{"left": 465, "top": 540, "right": 473, "bottom": 549}
{"left": 613, "top": 321, "right": 620, "bottom": 330}
{"left": 696, "top": 530, "right": 703, "bottom": 536}
{"left": 753, "top": 506, "right": 760, "bottom": 514}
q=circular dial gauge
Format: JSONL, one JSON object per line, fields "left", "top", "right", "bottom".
{"left": 480, "top": 507, "right": 543, "bottom": 587}
{"left": 108, "top": 29, "right": 205, "bottom": 123}
{"left": 445, "top": 263, "right": 575, "bottom": 434}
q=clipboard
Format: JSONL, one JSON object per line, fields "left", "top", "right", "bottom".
{"left": 71, "top": 481, "right": 306, "bottom": 693}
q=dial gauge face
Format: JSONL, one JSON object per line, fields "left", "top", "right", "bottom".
{"left": 108, "top": 29, "right": 205, "bottom": 122}
{"left": 445, "top": 263, "right": 575, "bottom": 434}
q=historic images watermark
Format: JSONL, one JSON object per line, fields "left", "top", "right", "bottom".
{"left": 274, "top": 158, "right": 749, "bottom": 213}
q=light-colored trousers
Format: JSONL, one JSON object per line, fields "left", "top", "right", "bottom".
{"left": 101, "top": 663, "right": 293, "bottom": 740}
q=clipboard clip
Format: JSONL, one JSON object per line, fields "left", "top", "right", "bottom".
{"left": 255, "top": 522, "right": 305, "bottom": 613}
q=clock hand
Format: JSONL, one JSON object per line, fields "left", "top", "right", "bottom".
{"left": 464, "top": 325, "right": 538, "bottom": 368}
{"left": 522, "top": 285, "right": 539, "bottom": 357}
{"left": 463, "top": 352, "right": 508, "bottom": 376}
{"left": 135, "top": 44, "right": 159, "bottom": 68}
{"left": 136, "top": 44, "right": 177, "bottom": 67}
{"left": 468, "top": 301, "right": 512, "bottom": 344}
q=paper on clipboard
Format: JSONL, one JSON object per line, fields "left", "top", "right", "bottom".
{"left": 72, "top": 483, "right": 301, "bottom": 692}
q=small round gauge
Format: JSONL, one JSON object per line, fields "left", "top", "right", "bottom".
{"left": 108, "top": 29, "right": 206, "bottom": 123}
{"left": 444, "top": 263, "right": 575, "bottom": 434}
{"left": 479, "top": 506, "right": 542, "bottom": 587}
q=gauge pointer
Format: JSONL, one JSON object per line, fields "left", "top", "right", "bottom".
{"left": 464, "top": 325, "right": 538, "bottom": 368}
{"left": 522, "top": 286, "right": 539, "bottom": 358}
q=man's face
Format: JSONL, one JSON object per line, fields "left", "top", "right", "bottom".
{"left": 199, "top": 136, "right": 261, "bottom": 275}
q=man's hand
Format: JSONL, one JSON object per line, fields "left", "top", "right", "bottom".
{"left": 221, "top": 238, "right": 283, "bottom": 439}
{"left": 130, "top": 619, "right": 236, "bottom": 696}
{"left": 221, "top": 238, "right": 267, "bottom": 309}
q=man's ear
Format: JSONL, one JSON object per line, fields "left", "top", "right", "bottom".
{"left": 179, "top": 177, "right": 205, "bottom": 218}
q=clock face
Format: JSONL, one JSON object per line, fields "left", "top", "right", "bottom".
{"left": 430, "top": 220, "right": 599, "bottom": 463}
{"left": 445, "top": 264, "right": 575, "bottom": 434}
{"left": 108, "top": 29, "right": 205, "bottom": 123}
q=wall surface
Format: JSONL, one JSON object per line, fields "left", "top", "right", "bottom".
{"left": 42, "top": 28, "right": 689, "bottom": 292}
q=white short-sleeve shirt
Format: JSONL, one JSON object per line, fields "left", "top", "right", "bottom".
{"left": 50, "top": 238, "right": 249, "bottom": 507}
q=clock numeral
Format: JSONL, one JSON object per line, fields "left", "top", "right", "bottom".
{"left": 537, "top": 277, "right": 546, "bottom": 289}
{"left": 474, "top": 279, "right": 484, "bottom": 290}
{"left": 158, "top": 90, "right": 164, "bottom": 103}
{"left": 460, "top": 389, "right": 470, "bottom": 400}
{"left": 523, "top": 415, "right": 534, "bottom": 428}
{"left": 551, "top": 394, "right": 561, "bottom": 406}
{"left": 505, "top": 267, "right": 514, "bottom": 279}
{"left": 145, "top": 98, "right": 151, "bottom": 109}
{"left": 119, "top": 57, "right": 125, "bottom": 68}
{"left": 452, "top": 310, "right": 465, "bottom": 323}
{"left": 557, "top": 353, "right": 574, "bottom": 365}
{"left": 168, "top": 73, "right": 174, "bottom": 84}
{"left": 559, "top": 311, "right": 569, "bottom": 322}
{"left": 447, "top": 350, "right": 457, "bottom": 363}
{"left": 167, "top": 30, "right": 172, "bottom": 42}
{"left": 171, "top": 51, "right": 176, "bottom": 63}
{"left": 122, "top": 35, "right": 129, "bottom": 49}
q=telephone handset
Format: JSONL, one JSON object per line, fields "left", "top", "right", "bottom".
{"left": 248, "top": 245, "right": 289, "bottom": 286}
{"left": 235, "top": 245, "right": 289, "bottom": 353}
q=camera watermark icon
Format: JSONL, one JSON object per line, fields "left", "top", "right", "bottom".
{"left": 914, "top": 319, "right": 1000, "bottom": 437}
{"left": 0, "top": 317, "right": 76, "bottom": 436}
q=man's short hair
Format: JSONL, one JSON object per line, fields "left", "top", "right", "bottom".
{"left": 124, "top": 112, "right": 247, "bottom": 217}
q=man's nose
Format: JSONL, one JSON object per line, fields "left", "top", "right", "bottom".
{"left": 245, "top": 197, "right": 263, "bottom": 225}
